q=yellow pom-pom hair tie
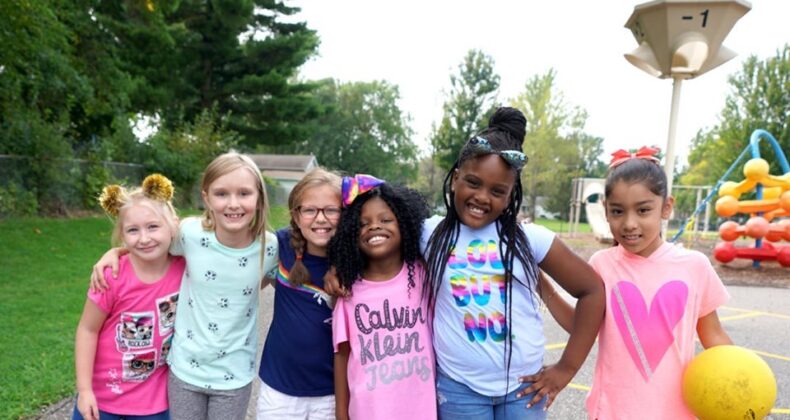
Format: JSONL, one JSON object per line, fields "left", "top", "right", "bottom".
{"left": 99, "top": 185, "right": 124, "bottom": 217}
{"left": 142, "top": 174, "right": 175, "bottom": 202}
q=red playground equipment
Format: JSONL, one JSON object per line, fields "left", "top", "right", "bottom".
{"left": 713, "top": 130, "right": 790, "bottom": 268}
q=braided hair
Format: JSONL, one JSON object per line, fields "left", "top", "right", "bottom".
{"left": 328, "top": 183, "right": 429, "bottom": 294}
{"left": 422, "top": 106, "right": 541, "bottom": 392}
{"left": 287, "top": 167, "right": 342, "bottom": 287}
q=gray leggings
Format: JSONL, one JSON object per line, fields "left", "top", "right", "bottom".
{"left": 168, "top": 373, "right": 252, "bottom": 420}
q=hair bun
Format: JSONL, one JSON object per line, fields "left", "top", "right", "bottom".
{"left": 142, "top": 174, "right": 174, "bottom": 202}
{"left": 489, "top": 107, "right": 526, "bottom": 145}
{"left": 99, "top": 185, "right": 124, "bottom": 217}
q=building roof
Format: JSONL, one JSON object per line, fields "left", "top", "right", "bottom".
{"left": 246, "top": 154, "right": 317, "bottom": 172}
{"left": 263, "top": 170, "right": 310, "bottom": 181}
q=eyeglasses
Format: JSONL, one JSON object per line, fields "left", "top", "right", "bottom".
{"left": 296, "top": 206, "right": 341, "bottom": 220}
{"left": 467, "top": 136, "right": 528, "bottom": 170}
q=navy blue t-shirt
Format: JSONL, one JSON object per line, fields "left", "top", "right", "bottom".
{"left": 258, "top": 228, "right": 334, "bottom": 396}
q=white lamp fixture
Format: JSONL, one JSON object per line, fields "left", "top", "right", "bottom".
{"left": 624, "top": 0, "right": 751, "bottom": 208}
{"left": 625, "top": 0, "right": 751, "bottom": 79}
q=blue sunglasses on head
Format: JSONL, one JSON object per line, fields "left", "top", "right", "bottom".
{"left": 467, "top": 136, "right": 527, "bottom": 170}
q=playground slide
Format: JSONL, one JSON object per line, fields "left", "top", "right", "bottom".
{"left": 582, "top": 182, "right": 613, "bottom": 242}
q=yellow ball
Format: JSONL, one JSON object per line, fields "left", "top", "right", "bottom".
{"left": 682, "top": 345, "right": 776, "bottom": 420}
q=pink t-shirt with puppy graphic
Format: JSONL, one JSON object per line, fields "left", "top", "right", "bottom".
{"left": 87, "top": 255, "right": 184, "bottom": 415}
{"left": 585, "top": 242, "right": 729, "bottom": 420}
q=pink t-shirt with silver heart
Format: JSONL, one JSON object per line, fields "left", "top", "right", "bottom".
{"left": 585, "top": 242, "right": 729, "bottom": 420}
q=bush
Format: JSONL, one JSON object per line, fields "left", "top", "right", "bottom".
{"left": 0, "top": 183, "right": 39, "bottom": 217}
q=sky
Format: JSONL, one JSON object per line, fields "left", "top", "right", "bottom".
{"left": 292, "top": 0, "right": 789, "bottom": 166}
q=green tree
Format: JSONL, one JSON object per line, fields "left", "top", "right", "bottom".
{"left": 144, "top": 109, "right": 239, "bottom": 207}
{"left": 430, "top": 50, "right": 500, "bottom": 171}
{"left": 683, "top": 45, "right": 790, "bottom": 185}
{"left": 511, "top": 69, "right": 591, "bottom": 220}
{"left": 0, "top": 0, "right": 83, "bottom": 212}
{"left": 411, "top": 154, "right": 445, "bottom": 210}
{"left": 0, "top": 0, "right": 86, "bottom": 124}
{"left": 574, "top": 133, "right": 607, "bottom": 178}
{"left": 126, "top": 0, "right": 322, "bottom": 149}
{"left": 289, "top": 79, "right": 418, "bottom": 183}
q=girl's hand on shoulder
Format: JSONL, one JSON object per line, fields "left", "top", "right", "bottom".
{"left": 517, "top": 362, "right": 576, "bottom": 410}
{"left": 90, "top": 247, "right": 125, "bottom": 292}
{"left": 77, "top": 391, "right": 100, "bottom": 420}
{"left": 323, "top": 266, "right": 350, "bottom": 297}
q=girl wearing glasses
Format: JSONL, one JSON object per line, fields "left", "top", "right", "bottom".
{"left": 422, "top": 107, "right": 605, "bottom": 419}
{"left": 255, "top": 167, "right": 344, "bottom": 419}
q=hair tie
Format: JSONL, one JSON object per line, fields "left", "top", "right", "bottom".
{"left": 341, "top": 174, "right": 385, "bottom": 207}
{"left": 142, "top": 174, "right": 175, "bottom": 202}
{"left": 295, "top": 254, "right": 303, "bottom": 261}
{"left": 99, "top": 185, "right": 124, "bottom": 217}
{"left": 609, "top": 146, "right": 661, "bottom": 168}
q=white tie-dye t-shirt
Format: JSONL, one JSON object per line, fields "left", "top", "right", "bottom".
{"left": 421, "top": 216, "right": 555, "bottom": 396}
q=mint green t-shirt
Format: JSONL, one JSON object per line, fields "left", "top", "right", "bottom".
{"left": 169, "top": 217, "right": 278, "bottom": 389}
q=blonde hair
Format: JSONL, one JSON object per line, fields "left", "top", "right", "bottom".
{"left": 98, "top": 174, "right": 179, "bottom": 248}
{"left": 287, "top": 167, "right": 342, "bottom": 286}
{"left": 200, "top": 152, "right": 269, "bottom": 239}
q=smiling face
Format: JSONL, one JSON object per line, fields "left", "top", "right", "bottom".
{"left": 605, "top": 180, "right": 674, "bottom": 258}
{"left": 202, "top": 167, "right": 260, "bottom": 245}
{"left": 358, "top": 196, "right": 402, "bottom": 262}
{"left": 120, "top": 202, "right": 174, "bottom": 266}
{"left": 451, "top": 154, "right": 516, "bottom": 229}
{"left": 294, "top": 184, "right": 342, "bottom": 257}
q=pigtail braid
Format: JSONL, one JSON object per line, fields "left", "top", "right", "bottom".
{"left": 288, "top": 218, "right": 311, "bottom": 286}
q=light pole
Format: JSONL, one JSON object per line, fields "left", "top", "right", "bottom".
{"left": 624, "top": 0, "right": 751, "bottom": 197}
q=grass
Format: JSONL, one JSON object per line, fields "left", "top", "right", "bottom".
{"left": 0, "top": 216, "right": 114, "bottom": 419}
{"left": 0, "top": 207, "right": 291, "bottom": 420}
{"left": 534, "top": 217, "right": 591, "bottom": 234}
{"left": 2, "top": 210, "right": 580, "bottom": 418}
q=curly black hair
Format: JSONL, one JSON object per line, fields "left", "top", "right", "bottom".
{"left": 422, "top": 106, "right": 541, "bottom": 397}
{"left": 328, "top": 183, "right": 429, "bottom": 294}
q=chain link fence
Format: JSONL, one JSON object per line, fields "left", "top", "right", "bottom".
{"left": 0, "top": 155, "right": 145, "bottom": 217}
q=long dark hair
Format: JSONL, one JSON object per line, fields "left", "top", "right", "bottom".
{"left": 422, "top": 106, "right": 540, "bottom": 391}
{"left": 328, "top": 183, "right": 429, "bottom": 293}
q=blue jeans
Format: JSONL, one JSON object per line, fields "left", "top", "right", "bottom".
{"left": 436, "top": 370, "right": 547, "bottom": 420}
{"left": 71, "top": 398, "right": 170, "bottom": 420}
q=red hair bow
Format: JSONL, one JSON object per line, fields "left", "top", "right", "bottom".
{"left": 609, "top": 146, "right": 661, "bottom": 168}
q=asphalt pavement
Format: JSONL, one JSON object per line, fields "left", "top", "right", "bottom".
{"left": 34, "top": 284, "right": 789, "bottom": 419}
{"left": 542, "top": 283, "right": 790, "bottom": 419}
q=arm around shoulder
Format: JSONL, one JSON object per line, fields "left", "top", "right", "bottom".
{"left": 260, "top": 231, "right": 279, "bottom": 289}
{"left": 90, "top": 247, "right": 127, "bottom": 292}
